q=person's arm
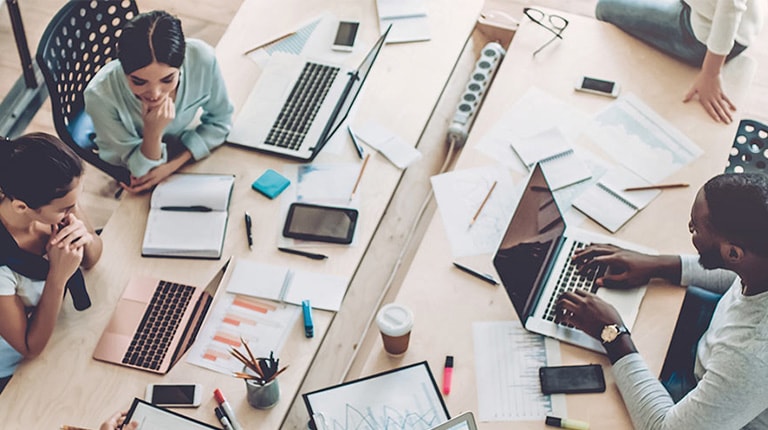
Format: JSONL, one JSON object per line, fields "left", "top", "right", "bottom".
{"left": 679, "top": 254, "right": 737, "bottom": 294}
{"left": 0, "top": 243, "right": 82, "bottom": 358}
{"left": 177, "top": 41, "right": 234, "bottom": 161}
{"left": 84, "top": 74, "right": 168, "bottom": 178}
{"left": 573, "top": 244, "right": 682, "bottom": 288}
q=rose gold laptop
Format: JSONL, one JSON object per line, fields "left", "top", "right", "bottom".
{"left": 93, "top": 262, "right": 228, "bottom": 374}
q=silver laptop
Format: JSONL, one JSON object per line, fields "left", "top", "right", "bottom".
{"left": 493, "top": 164, "right": 647, "bottom": 352}
{"left": 429, "top": 412, "right": 478, "bottom": 430}
{"left": 227, "top": 26, "right": 391, "bottom": 161}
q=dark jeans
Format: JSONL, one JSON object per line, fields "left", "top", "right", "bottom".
{"left": 659, "top": 286, "right": 722, "bottom": 402}
{"left": 0, "top": 375, "right": 11, "bottom": 395}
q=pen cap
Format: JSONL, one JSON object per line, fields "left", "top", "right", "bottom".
{"left": 376, "top": 303, "right": 414, "bottom": 337}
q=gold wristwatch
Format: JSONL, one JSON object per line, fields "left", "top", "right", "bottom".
{"left": 601, "top": 324, "right": 629, "bottom": 344}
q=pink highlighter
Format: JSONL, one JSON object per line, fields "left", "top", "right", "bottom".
{"left": 443, "top": 355, "right": 454, "bottom": 395}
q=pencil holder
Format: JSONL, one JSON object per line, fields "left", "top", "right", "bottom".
{"left": 245, "top": 377, "right": 280, "bottom": 409}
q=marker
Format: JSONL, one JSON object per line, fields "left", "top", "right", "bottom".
{"left": 546, "top": 416, "right": 590, "bottom": 430}
{"left": 302, "top": 299, "right": 314, "bottom": 338}
{"left": 215, "top": 406, "right": 235, "bottom": 430}
{"left": 244, "top": 212, "right": 254, "bottom": 250}
{"left": 442, "top": 355, "right": 453, "bottom": 395}
{"left": 213, "top": 389, "right": 243, "bottom": 430}
{"left": 160, "top": 205, "right": 212, "bottom": 212}
{"left": 452, "top": 262, "right": 499, "bottom": 286}
{"left": 277, "top": 247, "right": 328, "bottom": 260}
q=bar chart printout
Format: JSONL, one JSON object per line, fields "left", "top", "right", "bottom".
{"left": 473, "top": 321, "right": 565, "bottom": 421}
{"left": 186, "top": 294, "right": 300, "bottom": 375}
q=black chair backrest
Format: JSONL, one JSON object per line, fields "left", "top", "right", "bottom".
{"left": 35, "top": 0, "right": 138, "bottom": 185}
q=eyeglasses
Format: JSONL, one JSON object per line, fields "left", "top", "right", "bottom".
{"left": 523, "top": 7, "right": 569, "bottom": 56}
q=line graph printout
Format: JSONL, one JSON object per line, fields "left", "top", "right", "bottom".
{"left": 587, "top": 94, "right": 703, "bottom": 183}
{"left": 304, "top": 362, "right": 449, "bottom": 430}
{"left": 186, "top": 294, "right": 300, "bottom": 375}
{"left": 473, "top": 321, "right": 565, "bottom": 421}
{"left": 431, "top": 166, "right": 518, "bottom": 258}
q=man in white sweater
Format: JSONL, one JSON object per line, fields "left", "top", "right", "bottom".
{"left": 557, "top": 172, "right": 768, "bottom": 429}
{"left": 594, "top": 0, "right": 765, "bottom": 124}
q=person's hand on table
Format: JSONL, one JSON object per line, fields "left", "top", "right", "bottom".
{"left": 572, "top": 244, "right": 659, "bottom": 288}
{"left": 683, "top": 69, "right": 735, "bottom": 124}
{"left": 99, "top": 411, "right": 137, "bottom": 430}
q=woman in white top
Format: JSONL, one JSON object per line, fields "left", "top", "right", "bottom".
{"left": 0, "top": 133, "right": 102, "bottom": 393}
{"left": 595, "top": 0, "right": 765, "bottom": 123}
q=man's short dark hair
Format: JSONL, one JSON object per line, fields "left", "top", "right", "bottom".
{"left": 704, "top": 173, "right": 768, "bottom": 256}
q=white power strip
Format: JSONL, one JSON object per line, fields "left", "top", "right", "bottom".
{"left": 447, "top": 42, "right": 506, "bottom": 147}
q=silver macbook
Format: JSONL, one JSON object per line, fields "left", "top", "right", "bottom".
{"left": 429, "top": 412, "right": 478, "bottom": 430}
{"left": 228, "top": 26, "right": 391, "bottom": 161}
{"left": 493, "top": 163, "right": 648, "bottom": 352}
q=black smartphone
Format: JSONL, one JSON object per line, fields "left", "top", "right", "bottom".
{"left": 539, "top": 364, "right": 606, "bottom": 394}
{"left": 283, "top": 202, "right": 358, "bottom": 244}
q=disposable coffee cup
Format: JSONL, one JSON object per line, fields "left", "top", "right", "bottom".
{"left": 376, "top": 303, "right": 414, "bottom": 355}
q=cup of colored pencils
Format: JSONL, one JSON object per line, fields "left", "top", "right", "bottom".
{"left": 230, "top": 339, "right": 287, "bottom": 409}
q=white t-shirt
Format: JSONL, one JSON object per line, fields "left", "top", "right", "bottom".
{"left": 0, "top": 266, "right": 45, "bottom": 377}
{"left": 685, "top": 0, "right": 766, "bottom": 55}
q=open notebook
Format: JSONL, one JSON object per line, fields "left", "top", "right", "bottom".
{"left": 142, "top": 173, "right": 235, "bottom": 259}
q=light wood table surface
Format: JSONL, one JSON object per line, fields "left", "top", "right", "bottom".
{"left": 349, "top": 8, "right": 756, "bottom": 430}
{"left": 0, "top": 0, "right": 483, "bottom": 428}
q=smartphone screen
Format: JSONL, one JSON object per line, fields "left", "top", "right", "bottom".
{"left": 151, "top": 385, "right": 197, "bottom": 405}
{"left": 334, "top": 21, "right": 359, "bottom": 48}
{"left": 539, "top": 364, "right": 606, "bottom": 394}
{"left": 283, "top": 203, "right": 358, "bottom": 244}
{"left": 581, "top": 77, "right": 615, "bottom": 94}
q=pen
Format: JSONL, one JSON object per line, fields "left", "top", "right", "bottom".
{"left": 160, "top": 205, "right": 212, "bottom": 212}
{"left": 244, "top": 212, "right": 253, "bottom": 250}
{"left": 347, "top": 125, "right": 365, "bottom": 159}
{"left": 278, "top": 247, "right": 328, "bottom": 260}
{"left": 442, "top": 355, "right": 453, "bottom": 395}
{"left": 215, "top": 406, "right": 235, "bottom": 430}
{"left": 302, "top": 299, "right": 314, "bottom": 338}
{"left": 546, "top": 416, "right": 590, "bottom": 430}
{"left": 349, "top": 153, "right": 370, "bottom": 201}
{"left": 623, "top": 183, "right": 689, "bottom": 192}
{"left": 213, "top": 389, "right": 243, "bottom": 430}
{"left": 244, "top": 31, "right": 297, "bottom": 55}
{"left": 469, "top": 180, "right": 498, "bottom": 227}
{"left": 452, "top": 262, "right": 499, "bottom": 286}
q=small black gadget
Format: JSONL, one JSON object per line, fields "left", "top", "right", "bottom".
{"left": 145, "top": 383, "right": 202, "bottom": 407}
{"left": 332, "top": 21, "right": 360, "bottom": 52}
{"left": 574, "top": 76, "right": 620, "bottom": 97}
{"left": 283, "top": 203, "right": 358, "bottom": 244}
{"left": 539, "top": 364, "right": 606, "bottom": 394}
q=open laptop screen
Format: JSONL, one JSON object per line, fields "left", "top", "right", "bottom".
{"left": 493, "top": 164, "right": 565, "bottom": 320}
{"left": 323, "top": 25, "right": 391, "bottom": 142}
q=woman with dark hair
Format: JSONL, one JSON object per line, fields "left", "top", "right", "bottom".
{"left": 84, "top": 10, "right": 234, "bottom": 193}
{"left": 0, "top": 133, "right": 102, "bottom": 394}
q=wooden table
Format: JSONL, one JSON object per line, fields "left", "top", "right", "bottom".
{"left": 347, "top": 8, "right": 756, "bottom": 430}
{"left": 0, "top": 0, "right": 483, "bottom": 428}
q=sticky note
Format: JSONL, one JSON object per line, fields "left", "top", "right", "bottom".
{"left": 251, "top": 169, "right": 291, "bottom": 199}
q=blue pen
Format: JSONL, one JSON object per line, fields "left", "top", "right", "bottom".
{"left": 302, "top": 299, "right": 314, "bottom": 338}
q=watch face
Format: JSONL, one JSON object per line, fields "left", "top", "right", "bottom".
{"left": 601, "top": 324, "right": 619, "bottom": 343}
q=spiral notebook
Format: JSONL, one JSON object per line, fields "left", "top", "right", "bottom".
{"left": 510, "top": 127, "right": 591, "bottom": 190}
{"left": 572, "top": 166, "right": 661, "bottom": 233}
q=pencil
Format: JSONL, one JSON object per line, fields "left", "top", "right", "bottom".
{"left": 469, "top": 180, "right": 498, "bottom": 227}
{"left": 349, "top": 154, "right": 371, "bottom": 201}
{"left": 244, "top": 31, "right": 296, "bottom": 55}
{"left": 623, "top": 183, "right": 689, "bottom": 192}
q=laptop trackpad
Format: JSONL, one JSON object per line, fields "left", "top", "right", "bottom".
{"left": 596, "top": 286, "right": 646, "bottom": 329}
{"left": 105, "top": 300, "right": 146, "bottom": 336}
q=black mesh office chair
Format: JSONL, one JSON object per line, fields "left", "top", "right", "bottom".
{"left": 35, "top": 0, "right": 138, "bottom": 185}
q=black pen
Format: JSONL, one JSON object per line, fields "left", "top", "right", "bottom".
{"left": 244, "top": 212, "right": 253, "bottom": 250}
{"left": 278, "top": 247, "right": 328, "bottom": 260}
{"left": 160, "top": 205, "right": 212, "bottom": 212}
{"left": 452, "top": 262, "right": 499, "bottom": 286}
{"left": 347, "top": 125, "right": 365, "bottom": 159}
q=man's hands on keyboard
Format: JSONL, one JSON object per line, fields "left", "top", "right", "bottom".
{"left": 572, "top": 244, "right": 659, "bottom": 288}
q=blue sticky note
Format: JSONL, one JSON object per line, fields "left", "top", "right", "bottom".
{"left": 251, "top": 169, "right": 290, "bottom": 199}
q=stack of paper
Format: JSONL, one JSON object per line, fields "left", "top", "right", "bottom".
{"left": 510, "top": 127, "right": 592, "bottom": 190}
{"left": 376, "top": 0, "right": 430, "bottom": 43}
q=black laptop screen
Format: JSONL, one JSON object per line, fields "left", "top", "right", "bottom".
{"left": 492, "top": 164, "right": 566, "bottom": 320}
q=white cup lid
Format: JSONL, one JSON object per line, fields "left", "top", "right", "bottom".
{"left": 376, "top": 303, "right": 414, "bottom": 337}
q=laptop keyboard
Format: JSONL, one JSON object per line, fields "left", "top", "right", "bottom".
{"left": 264, "top": 62, "right": 340, "bottom": 150}
{"left": 121, "top": 281, "right": 195, "bottom": 371}
{"left": 543, "top": 240, "right": 606, "bottom": 325}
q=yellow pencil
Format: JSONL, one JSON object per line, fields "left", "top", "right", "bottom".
{"left": 350, "top": 154, "right": 371, "bottom": 201}
{"left": 244, "top": 31, "right": 297, "bottom": 55}
{"left": 469, "top": 180, "right": 498, "bottom": 227}
{"left": 623, "top": 183, "right": 689, "bottom": 192}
